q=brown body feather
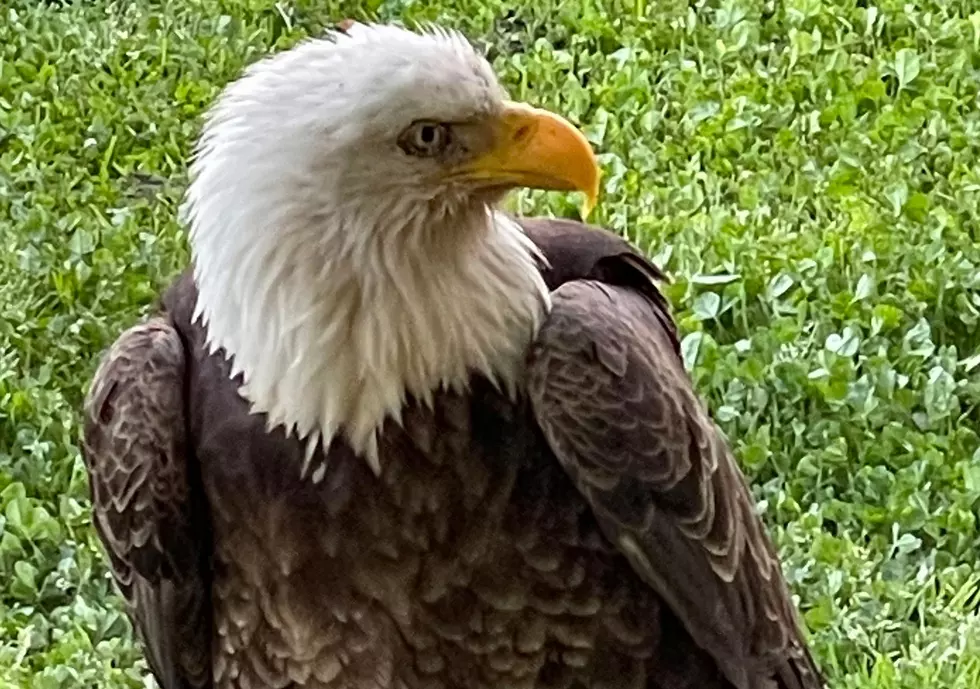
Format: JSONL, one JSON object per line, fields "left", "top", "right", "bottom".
{"left": 82, "top": 218, "right": 822, "bottom": 689}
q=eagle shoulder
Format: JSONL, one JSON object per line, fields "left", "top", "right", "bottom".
{"left": 522, "top": 220, "right": 823, "bottom": 689}
{"left": 82, "top": 317, "right": 212, "bottom": 689}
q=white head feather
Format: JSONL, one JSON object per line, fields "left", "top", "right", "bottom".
{"left": 181, "top": 24, "right": 552, "bottom": 476}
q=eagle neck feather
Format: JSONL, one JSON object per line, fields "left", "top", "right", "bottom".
{"left": 189, "top": 203, "right": 551, "bottom": 476}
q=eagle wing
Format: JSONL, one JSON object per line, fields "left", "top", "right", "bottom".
{"left": 82, "top": 318, "right": 212, "bottom": 689}
{"left": 525, "top": 270, "right": 822, "bottom": 689}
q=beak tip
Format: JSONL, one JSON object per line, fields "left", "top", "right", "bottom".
{"left": 580, "top": 197, "right": 596, "bottom": 221}
{"left": 580, "top": 172, "right": 600, "bottom": 221}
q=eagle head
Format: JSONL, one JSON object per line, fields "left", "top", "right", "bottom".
{"left": 182, "top": 23, "right": 600, "bottom": 475}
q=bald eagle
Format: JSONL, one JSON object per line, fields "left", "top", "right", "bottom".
{"left": 82, "top": 23, "right": 823, "bottom": 689}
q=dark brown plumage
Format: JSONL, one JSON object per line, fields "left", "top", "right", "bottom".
{"left": 82, "top": 217, "right": 822, "bottom": 689}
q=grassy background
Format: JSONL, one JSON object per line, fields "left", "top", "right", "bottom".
{"left": 1, "top": 0, "right": 979, "bottom": 686}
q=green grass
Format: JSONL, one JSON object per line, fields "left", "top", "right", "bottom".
{"left": 1, "top": 0, "right": 979, "bottom": 686}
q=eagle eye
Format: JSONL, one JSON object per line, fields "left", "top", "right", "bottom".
{"left": 398, "top": 121, "right": 452, "bottom": 158}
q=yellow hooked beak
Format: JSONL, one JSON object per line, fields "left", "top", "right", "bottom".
{"left": 450, "top": 101, "right": 600, "bottom": 219}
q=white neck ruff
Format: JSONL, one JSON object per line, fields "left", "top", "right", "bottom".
{"left": 189, "top": 206, "right": 551, "bottom": 477}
